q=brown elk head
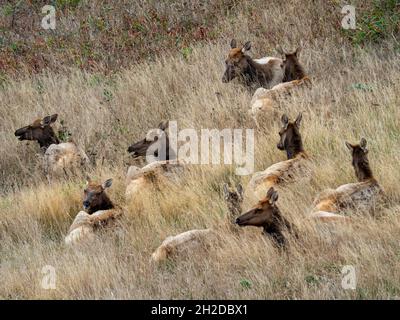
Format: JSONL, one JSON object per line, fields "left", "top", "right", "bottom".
{"left": 277, "top": 113, "right": 304, "bottom": 159}
{"left": 14, "top": 114, "right": 60, "bottom": 150}
{"left": 222, "top": 39, "right": 252, "bottom": 83}
{"left": 276, "top": 46, "right": 305, "bottom": 82}
{"left": 236, "top": 187, "right": 291, "bottom": 246}
{"left": 127, "top": 121, "right": 174, "bottom": 161}
{"left": 345, "top": 138, "right": 373, "bottom": 181}
{"left": 223, "top": 183, "right": 244, "bottom": 216}
{"left": 83, "top": 177, "right": 114, "bottom": 214}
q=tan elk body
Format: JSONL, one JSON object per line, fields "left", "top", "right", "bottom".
{"left": 311, "top": 138, "right": 383, "bottom": 221}
{"left": 14, "top": 114, "right": 88, "bottom": 176}
{"left": 249, "top": 113, "right": 311, "bottom": 196}
{"left": 65, "top": 178, "right": 123, "bottom": 245}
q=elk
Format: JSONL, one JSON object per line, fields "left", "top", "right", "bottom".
{"left": 310, "top": 138, "right": 383, "bottom": 221}
{"left": 223, "top": 183, "right": 244, "bottom": 217}
{"left": 249, "top": 77, "right": 311, "bottom": 127}
{"left": 127, "top": 121, "right": 176, "bottom": 162}
{"left": 125, "top": 159, "right": 184, "bottom": 200}
{"left": 236, "top": 187, "right": 296, "bottom": 247}
{"left": 222, "top": 39, "right": 284, "bottom": 88}
{"left": 249, "top": 113, "right": 311, "bottom": 196}
{"left": 65, "top": 177, "right": 123, "bottom": 245}
{"left": 276, "top": 46, "right": 307, "bottom": 82}
{"left": 151, "top": 229, "right": 215, "bottom": 264}
{"left": 151, "top": 183, "right": 243, "bottom": 264}
{"left": 14, "top": 114, "right": 89, "bottom": 176}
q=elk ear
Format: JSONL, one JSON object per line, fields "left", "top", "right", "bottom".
{"left": 345, "top": 141, "right": 354, "bottom": 151}
{"left": 276, "top": 45, "right": 285, "bottom": 56}
{"left": 294, "top": 113, "right": 302, "bottom": 127}
{"left": 85, "top": 176, "right": 92, "bottom": 186}
{"left": 295, "top": 46, "right": 302, "bottom": 56}
{"left": 158, "top": 120, "right": 169, "bottom": 131}
{"left": 230, "top": 39, "right": 237, "bottom": 49}
{"left": 242, "top": 41, "right": 251, "bottom": 52}
{"left": 281, "top": 114, "right": 289, "bottom": 127}
{"left": 267, "top": 187, "right": 278, "bottom": 204}
{"left": 42, "top": 114, "right": 58, "bottom": 126}
{"left": 360, "top": 137, "right": 367, "bottom": 149}
{"left": 102, "top": 178, "right": 113, "bottom": 189}
{"left": 236, "top": 183, "right": 244, "bottom": 199}
{"left": 223, "top": 183, "right": 229, "bottom": 199}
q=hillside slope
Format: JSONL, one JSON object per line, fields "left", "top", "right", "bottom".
{"left": 0, "top": 0, "right": 400, "bottom": 299}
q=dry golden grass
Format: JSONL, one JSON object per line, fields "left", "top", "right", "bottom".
{"left": 1, "top": 0, "right": 400, "bottom": 299}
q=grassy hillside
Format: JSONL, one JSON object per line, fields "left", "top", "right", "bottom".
{"left": 1, "top": 0, "right": 400, "bottom": 299}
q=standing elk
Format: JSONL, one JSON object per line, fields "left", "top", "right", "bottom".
{"left": 14, "top": 114, "right": 89, "bottom": 177}
{"left": 236, "top": 187, "right": 296, "bottom": 247}
{"left": 222, "top": 39, "right": 284, "bottom": 88}
{"left": 249, "top": 113, "right": 311, "bottom": 196}
{"left": 65, "top": 177, "right": 123, "bottom": 245}
{"left": 310, "top": 138, "right": 383, "bottom": 221}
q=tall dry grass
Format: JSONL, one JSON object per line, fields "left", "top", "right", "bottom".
{"left": 1, "top": 0, "right": 400, "bottom": 299}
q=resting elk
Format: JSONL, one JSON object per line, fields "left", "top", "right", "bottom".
{"left": 14, "top": 114, "right": 88, "bottom": 177}
{"left": 249, "top": 77, "right": 311, "bottom": 126}
{"left": 310, "top": 138, "right": 383, "bottom": 221}
{"left": 127, "top": 121, "right": 175, "bottom": 162}
{"left": 222, "top": 39, "right": 284, "bottom": 88}
{"left": 65, "top": 177, "right": 123, "bottom": 245}
{"left": 151, "top": 183, "right": 244, "bottom": 264}
{"left": 236, "top": 187, "right": 297, "bottom": 247}
{"left": 249, "top": 113, "right": 311, "bottom": 196}
{"left": 276, "top": 46, "right": 307, "bottom": 82}
{"left": 125, "top": 159, "right": 184, "bottom": 200}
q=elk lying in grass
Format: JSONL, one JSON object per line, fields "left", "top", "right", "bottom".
{"left": 127, "top": 121, "right": 175, "bottom": 162}
{"left": 310, "top": 138, "right": 383, "bottom": 221}
{"left": 14, "top": 114, "right": 88, "bottom": 176}
{"left": 125, "top": 160, "right": 184, "bottom": 200}
{"left": 249, "top": 113, "right": 311, "bottom": 196}
{"left": 65, "top": 178, "right": 123, "bottom": 245}
{"left": 276, "top": 46, "right": 307, "bottom": 82}
{"left": 151, "top": 182, "right": 242, "bottom": 264}
{"left": 222, "top": 39, "right": 284, "bottom": 88}
{"left": 236, "top": 187, "right": 296, "bottom": 247}
{"left": 151, "top": 229, "right": 216, "bottom": 264}
{"left": 249, "top": 77, "right": 311, "bottom": 126}
{"left": 151, "top": 186, "right": 294, "bottom": 264}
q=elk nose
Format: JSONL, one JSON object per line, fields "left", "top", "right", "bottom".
{"left": 83, "top": 201, "right": 90, "bottom": 209}
{"left": 277, "top": 143, "right": 284, "bottom": 150}
{"left": 235, "top": 218, "right": 240, "bottom": 224}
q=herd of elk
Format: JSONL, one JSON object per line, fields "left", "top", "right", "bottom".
{"left": 13, "top": 39, "right": 385, "bottom": 258}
